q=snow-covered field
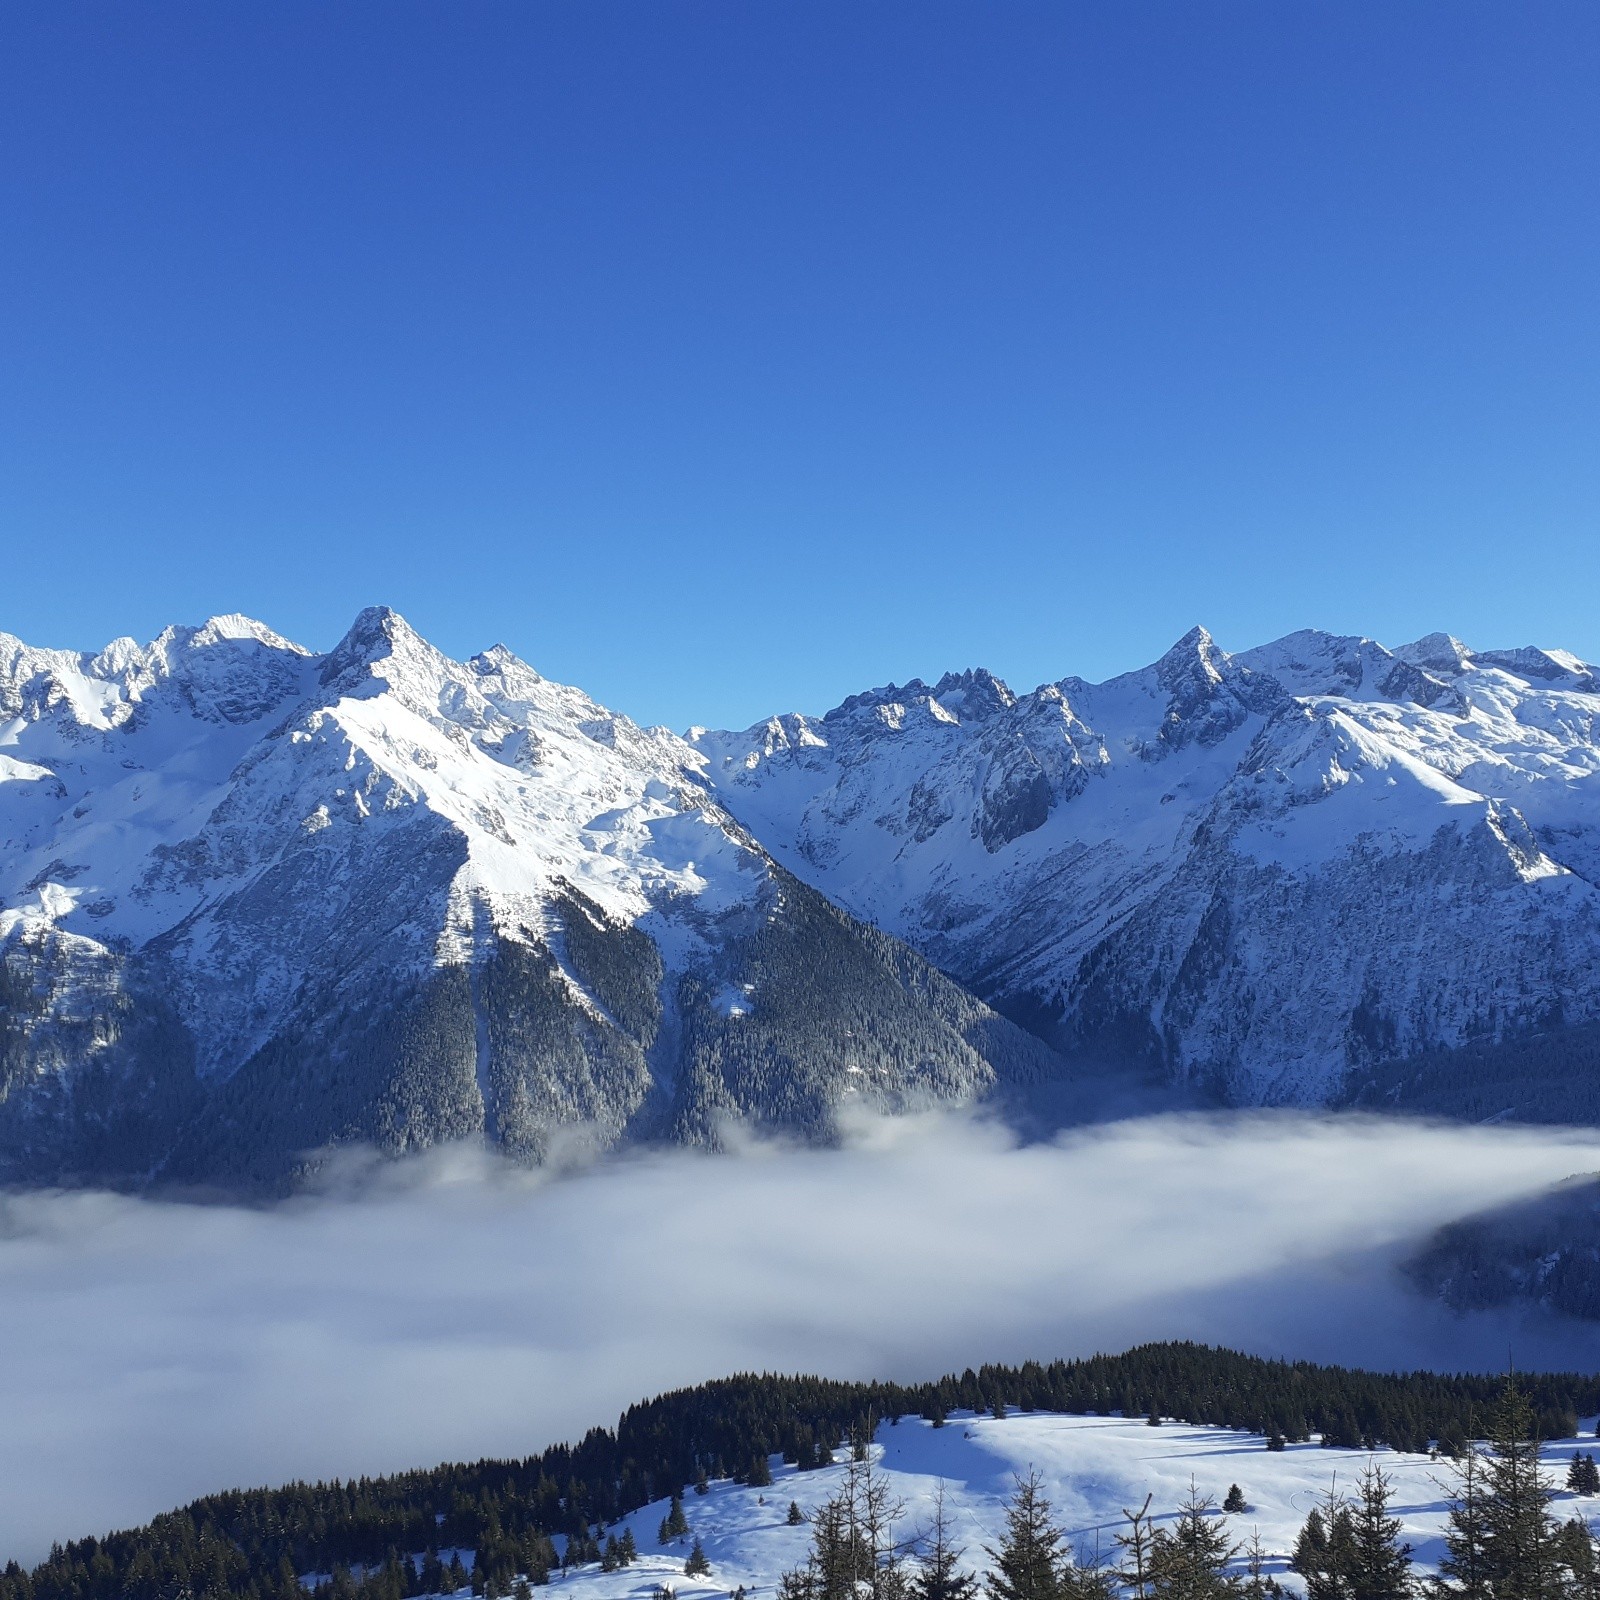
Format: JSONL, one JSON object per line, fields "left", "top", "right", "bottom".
{"left": 533, "top": 1412, "right": 1600, "bottom": 1600}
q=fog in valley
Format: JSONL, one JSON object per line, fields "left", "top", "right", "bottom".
{"left": 3, "top": 1109, "right": 1599, "bottom": 1565}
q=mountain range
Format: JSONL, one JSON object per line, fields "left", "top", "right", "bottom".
{"left": 4, "top": 607, "right": 1600, "bottom": 1190}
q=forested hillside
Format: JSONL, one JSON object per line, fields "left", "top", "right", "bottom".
{"left": 5, "top": 1343, "right": 1596, "bottom": 1600}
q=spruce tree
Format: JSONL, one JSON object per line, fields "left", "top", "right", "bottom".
{"left": 668, "top": 1494, "right": 691, "bottom": 1539}
{"left": 1560, "top": 1519, "right": 1600, "bottom": 1600}
{"left": 1478, "top": 1379, "right": 1565, "bottom": 1599}
{"left": 1058, "top": 1563, "right": 1117, "bottom": 1600}
{"left": 789, "top": 1502, "right": 806, "bottom": 1527}
{"left": 684, "top": 1540, "right": 711, "bottom": 1579}
{"left": 1116, "top": 1497, "right": 1155, "bottom": 1600}
{"left": 986, "top": 1471, "right": 1065, "bottom": 1600}
{"left": 1435, "top": 1380, "right": 1569, "bottom": 1600}
{"left": 912, "top": 1484, "right": 977, "bottom": 1600}
{"left": 1434, "top": 1437, "right": 1491, "bottom": 1599}
{"left": 1291, "top": 1488, "right": 1354, "bottom": 1600}
{"left": 1148, "top": 1482, "right": 1242, "bottom": 1599}
{"left": 1242, "top": 1530, "right": 1284, "bottom": 1600}
{"left": 1346, "top": 1464, "right": 1411, "bottom": 1600}
{"left": 1223, "top": 1488, "right": 1247, "bottom": 1516}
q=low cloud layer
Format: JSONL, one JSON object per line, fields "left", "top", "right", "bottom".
{"left": 3, "top": 1110, "right": 1599, "bottom": 1564}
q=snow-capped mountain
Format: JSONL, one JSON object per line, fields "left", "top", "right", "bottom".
{"left": 7, "top": 606, "right": 1600, "bottom": 1191}
{"left": 693, "top": 625, "right": 1600, "bottom": 1112}
{"left": 0, "top": 608, "right": 1056, "bottom": 1190}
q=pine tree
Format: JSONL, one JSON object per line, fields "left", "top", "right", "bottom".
{"left": 1292, "top": 1487, "right": 1354, "bottom": 1600}
{"left": 1560, "top": 1520, "right": 1600, "bottom": 1600}
{"left": 694, "top": 1468, "right": 710, "bottom": 1497}
{"left": 618, "top": 1530, "right": 638, "bottom": 1567}
{"left": 749, "top": 1456, "right": 774, "bottom": 1489}
{"left": 912, "top": 1484, "right": 977, "bottom": 1600}
{"left": 1117, "top": 1496, "right": 1155, "bottom": 1600}
{"left": 1148, "top": 1482, "right": 1242, "bottom": 1599}
{"left": 1346, "top": 1464, "right": 1411, "bottom": 1600}
{"left": 1242, "top": 1531, "right": 1284, "bottom": 1600}
{"left": 684, "top": 1540, "right": 711, "bottom": 1579}
{"left": 1435, "top": 1380, "right": 1569, "bottom": 1600}
{"left": 985, "top": 1470, "right": 1065, "bottom": 1600}
{"left": 1223, "top": 1488, "right": 1247, "bottom": 1516}
{"left": 1434, "top": 1436, "right": 1491, "bottom": 1599}
{"left": 667, "top": 1494, "right": 690, "bottom": 1539}
{"left": 1058, "top": 1560, "right": 1118, "bottom": 1600}
{"left": 789, "top": 1503, "right": 806, "bottom": 1527}
{"left": 779, "top": 1454, "right": 906, "bottom": 1600}
{"left": 1478, "top": 1379, "right": 1565, "bottom": 1599}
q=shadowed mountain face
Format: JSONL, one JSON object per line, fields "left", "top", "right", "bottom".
{"left": 1407, "top": 1173, "right": 1600, "bottom": 1320}
{"left": 0, "top": 609, "right": 1058, "bottom": 1192}
{"left": 4, "top": 609, "right": 1600, "bottom": 1190}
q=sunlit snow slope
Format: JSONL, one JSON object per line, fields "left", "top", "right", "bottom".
{"left": 466, "top": 1412, "right": 1600, "bottom": 1600}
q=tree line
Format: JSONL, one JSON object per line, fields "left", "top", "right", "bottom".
{"left": 4, "top": 1344, "right": 1598, "bottom": 1600}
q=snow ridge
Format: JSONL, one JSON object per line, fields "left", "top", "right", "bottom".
{"left": 692, "top": 624, "right": 1600, "bottom": 1106}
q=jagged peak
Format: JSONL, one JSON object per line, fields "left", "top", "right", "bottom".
{"left": 823, "top": 667, "right": 1012, "bottom": 726}
{"left": 469, "top": 642, "right": 544, "bottom": 685}
{"left": 930, "top": 667, "right": 1015, "bottom": 718}
{"left": 1393, "top": 631, "right": 1473, "bottom": 676}
{"left": 1153, "top": 625, "right": 1228, "bottom": 689}
{"left": 318, "top": 605, "right": 443, "bottom": 692}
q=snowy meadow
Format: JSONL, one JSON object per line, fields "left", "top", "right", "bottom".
{"left": 2, "top": 1109, "right": 1599, "bottom": 1564}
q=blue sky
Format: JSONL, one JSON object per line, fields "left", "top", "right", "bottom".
{"left": 3, "top": 3, "right": 1598, "bottom": 731}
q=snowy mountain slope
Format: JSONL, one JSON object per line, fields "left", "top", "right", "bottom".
{"left": 692, "top": 626, "right": 1600, "bottom": 1110}
{"left": 10, "top": 606, "right": 1600, "bottom": 1190}
{"left": 0, "top": 609, "right": 1058, "bottom": 1191}
{"left": 434, "top": 1411, "right": 1600, "bottom": 1599}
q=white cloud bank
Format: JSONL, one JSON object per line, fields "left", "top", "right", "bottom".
{"left": 2, "top": 1110, "right": 1599, "bottom": 1565}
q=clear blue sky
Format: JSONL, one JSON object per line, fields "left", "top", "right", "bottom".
{"left": 3, "top": 3, "right": 1598, "bottom": 731}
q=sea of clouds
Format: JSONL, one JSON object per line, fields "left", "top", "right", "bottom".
{"left": 3, "top": 1109, "right": 1599, "bottom": 1565}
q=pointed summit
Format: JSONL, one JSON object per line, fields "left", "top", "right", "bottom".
{"left": 1393, "top": 632, "right": 1473, "bottom": 677}
{"left": 1151, "top": 625, "right": 1284, "bottom": 749}
{"left": 318, "top": 605, "right": 442, "bottom": 694}
{"left": 1153, "top": 625, "right": 1225, "bottom": 691}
